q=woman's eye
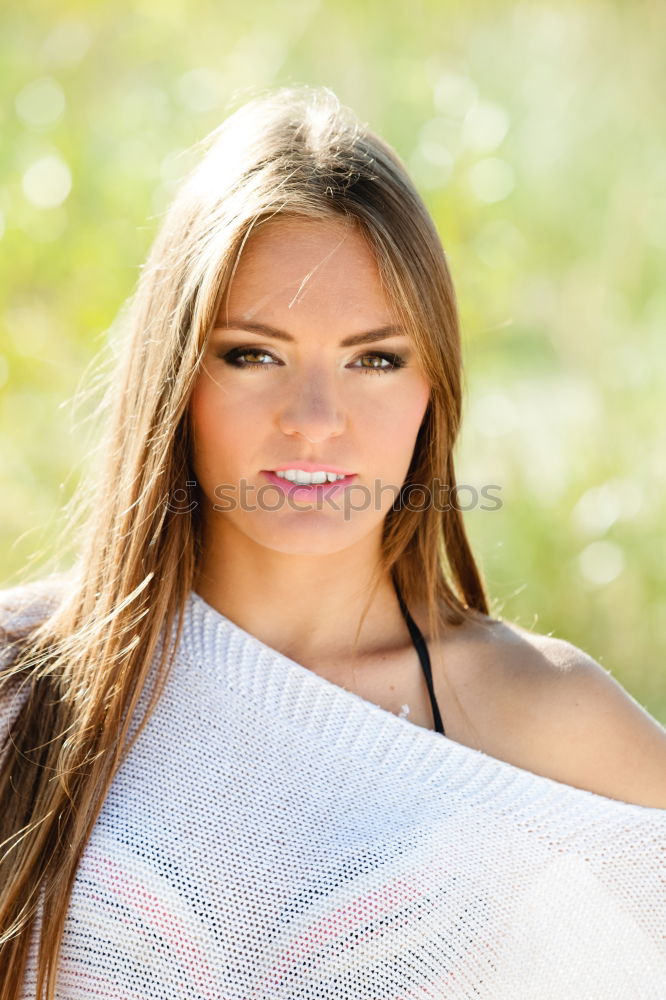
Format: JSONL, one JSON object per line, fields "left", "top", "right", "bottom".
{"left": 221, "top": 347, "right": 280, "bottom": 368}
{"left": 352, "top": 352, "right": 406, "bottom": 374}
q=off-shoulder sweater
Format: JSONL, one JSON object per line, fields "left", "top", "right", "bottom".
{"left": 1, "top": 580, "right": 665, "bottom": 999}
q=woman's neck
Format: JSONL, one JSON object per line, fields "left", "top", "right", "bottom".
{"left": 192, "top": 528, "right": 404, "bottom": 668}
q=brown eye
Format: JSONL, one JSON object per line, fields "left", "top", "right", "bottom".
{"left": 221, "top": 347, "right": 281, "bottom": 368}
{"left": 352, "top": 352, "right": 405, "bottom": 374}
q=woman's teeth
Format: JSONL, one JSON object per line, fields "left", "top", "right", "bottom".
{"left": 274, "top": 470, "right": 347, "bottom": 485}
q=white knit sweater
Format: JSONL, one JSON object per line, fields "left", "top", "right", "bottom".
{"left": 2, "top": 581, "right": 665, "bottom": 999}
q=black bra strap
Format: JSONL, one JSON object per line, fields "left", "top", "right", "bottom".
{"left": 393, "top": 579, "right": 446, "bottom": 736}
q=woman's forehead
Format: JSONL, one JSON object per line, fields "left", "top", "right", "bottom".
{"left": 237, "top": 215, "right": 375, "bottom": 271}
{"left": 221, "top": 216, "right": 391, "bottom": 321}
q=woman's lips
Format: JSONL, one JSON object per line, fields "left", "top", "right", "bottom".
{"left": 261, "top": 470, "right": 357, "bottom": 497}
{"left": 270, "top": 462, "right": 353, "bottom": 476}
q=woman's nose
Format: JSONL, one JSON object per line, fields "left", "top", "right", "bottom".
{"left": 277, "top": 369, "right": 346, "bottom": 443}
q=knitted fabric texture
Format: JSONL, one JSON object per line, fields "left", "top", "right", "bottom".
{"left": 1, "top": 581, "right": 665, "bottom": 999}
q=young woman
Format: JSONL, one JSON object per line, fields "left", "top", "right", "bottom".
{"left": 1, "top": 85, "right": 665, "bottom": 999}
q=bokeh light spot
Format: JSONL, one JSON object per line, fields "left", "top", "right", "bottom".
{"left": 462, "top": 100, "right": 510, "bottom": 153}
{"left": 15, "top": 77, "right": 66, "bottom": 129}
{"left": 22, "top": 155, "right": 72, "bottom": 208}
{"left": 579, "top": 540, "right": 625, "bottom": 585}
{"left": 469, "top": 157, "right": 515, "bottom": 202}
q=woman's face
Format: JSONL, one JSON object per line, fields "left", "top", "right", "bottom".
{"left": 189, "top": 216, "right": 431, "bottom": 557}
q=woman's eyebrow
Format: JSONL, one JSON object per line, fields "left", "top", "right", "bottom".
{"left": 213, "top": 319, "right": 408, "bottom": 348}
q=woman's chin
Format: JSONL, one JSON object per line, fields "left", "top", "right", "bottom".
{"left": 238, "top": 514, "right": 378, "bottom": 556}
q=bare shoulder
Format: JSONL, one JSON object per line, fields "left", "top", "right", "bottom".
{"left": 431, "top": 611, "right": 666, "bottom": 809}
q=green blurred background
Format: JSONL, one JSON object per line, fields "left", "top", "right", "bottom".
{"left": 1, "top": 0, "right": 664, "bottom": 720}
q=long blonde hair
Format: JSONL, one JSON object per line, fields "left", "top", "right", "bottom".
{"left": 0, "top": 84, "right": 490, "bottom": 996}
